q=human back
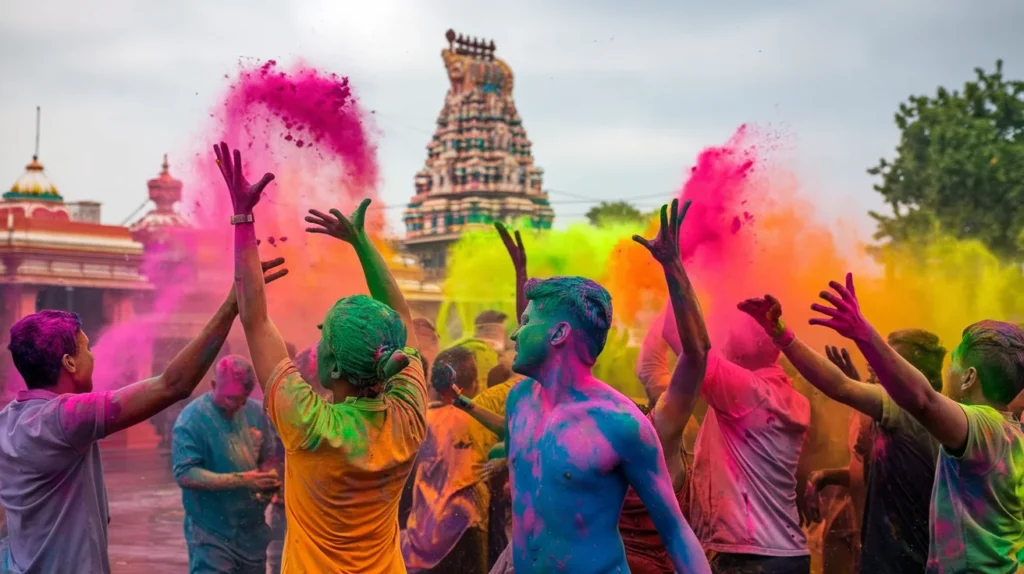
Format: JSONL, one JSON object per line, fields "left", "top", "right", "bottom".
{"left": 264, "top": 295, "right": 427, "bottom": 573}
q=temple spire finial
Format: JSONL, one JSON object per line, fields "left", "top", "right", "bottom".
{"left": 161, "top": 153, "right": 169, "bottom": 174}
{"left": 33, "top": 106, "right": 41, "bottom": 161}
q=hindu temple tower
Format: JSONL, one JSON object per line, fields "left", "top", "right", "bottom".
{"left": 402, "top": 29, "right": 554, "bottom": 275}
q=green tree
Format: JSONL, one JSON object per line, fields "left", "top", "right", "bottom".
{"left": 868, "top": 60, "right": 1024, "bottom": 259}
{"left": 585, "top": 201, "right": 645, "bottom": 226}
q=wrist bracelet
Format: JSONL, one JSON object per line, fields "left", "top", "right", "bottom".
{"left": 772, "top": 321, "right": 796, "bottom": 349}
{"left": 454, "top": 395, "right": 474, "bottom": 410}
{"left": 230, "top": 213, "right": 254, "bottom": 225}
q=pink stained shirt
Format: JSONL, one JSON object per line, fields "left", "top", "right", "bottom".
{"left": 687, "top": 351, "right": 811, "bottom": 557}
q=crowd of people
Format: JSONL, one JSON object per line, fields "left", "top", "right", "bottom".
{"left": 0, "top": 143, "right": 1022, "bottom": 573}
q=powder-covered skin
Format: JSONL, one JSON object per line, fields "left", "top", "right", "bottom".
{"left": 505, "top": 375, "right": 698, "bottom": 572}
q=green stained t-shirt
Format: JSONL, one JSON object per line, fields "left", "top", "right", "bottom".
{"left": 928, "top": 404, "right": 1024, "bottom": 573}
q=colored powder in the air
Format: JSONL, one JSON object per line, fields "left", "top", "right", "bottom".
{"left": 184, "top": 59, "right": 383, "bottom": 352}
{"left": 91, "top": 60, "right": 381, "bottom": 389}
{"left": 441, "top": 124, "right": 1024, "bottom": 398}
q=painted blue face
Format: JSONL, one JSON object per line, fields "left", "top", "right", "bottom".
{"left": 511, "top": 301, "right": 553, "bottom": 379}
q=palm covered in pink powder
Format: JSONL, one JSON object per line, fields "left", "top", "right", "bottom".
{"left": 809, "top": 273, "right": 874, "bottom": 342}
{"left": 213, "top": 141, "right": 276, "bottom": 215}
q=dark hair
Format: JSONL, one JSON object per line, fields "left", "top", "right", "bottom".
{"left": 888, "top": 329, "right": 947, "bottom": 392}
{"left": 951, "top": 320, "right": 1024, "bottom": 405}
{"left": 524, "top": 276, "right": 612, "bottom": 364}
{"left": 431, "top": 346, "right": 476, "bottom": 393}
{"left": 8, "top": 310, "right": 82, "bottom": 389}
{"left": 487, "top": 363, "right": 512, "bottom": 388}
{"left": 475, "top": 310, "right": 508, "bottom": 326}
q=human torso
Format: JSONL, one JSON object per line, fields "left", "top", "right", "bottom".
{"left": 859, "top": 393, "right": 938, "bottom": 573}
{"left": 927, "top": 405, "right": 1024, "bottom": 573}
{"left": 401, "top": 404, "right": 491, "bottom": 570}
{"left": 175, "top": 394, "right": 271, "bottom": 556}
{"left": 506, "top": 379, "right": 634, "bottom": 573}
{"left": 689, "top": 365, "right": 811, "bottom": 556}
{"left": 267, "top": 354, "right": 426, "bottom": 574}
{"left": 0, "top": 391, "right": 110, "bottom": 574}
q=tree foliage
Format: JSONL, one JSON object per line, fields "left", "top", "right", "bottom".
{"left": 869, "top": 60, "right": 1024, "bottom": 259}
{"left": 585, "top": 201, "right": 647, "bottom": 226}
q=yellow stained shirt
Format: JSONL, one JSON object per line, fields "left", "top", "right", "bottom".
{"left": 265, "top": 350, "right": 427, "bottom": 574}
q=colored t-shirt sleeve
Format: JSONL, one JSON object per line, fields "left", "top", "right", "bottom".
{"left": 56, "top": 391, "right": 115, "bottom": 452}
{"left": 384, "top": 348, "right": 427, "bottom": 418}
{"left": 473, "top": 380, "right": 514, "bottom": 417}
{"left": 700, "top": 350, "right": 767, "bottom": 418}
{"left": 948, "top": 404, "right": 1011, "bottom": 473}
{"left": 264, "top": 358, "right": 334, "bottom": 452}
{"left": 171, "top": 415, "right": 204, "bottom": 479}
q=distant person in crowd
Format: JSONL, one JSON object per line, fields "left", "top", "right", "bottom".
{"left": 172, "top": 355, "right": 281, "bottom": 574}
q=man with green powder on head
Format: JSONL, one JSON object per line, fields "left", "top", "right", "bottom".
{"left": 214, "top": 142, "right": 425, "bottom": 574}
{"left": 806, "top": 273, "right": 1024, "bottom": 573}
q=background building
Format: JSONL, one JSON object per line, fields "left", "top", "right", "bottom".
{"left": 402, "top": 29, "right": 554, "bottom": 277}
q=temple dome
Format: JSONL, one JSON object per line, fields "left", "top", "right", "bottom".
{"left": 5, "top": 156, "right": 62, "bottom": 201}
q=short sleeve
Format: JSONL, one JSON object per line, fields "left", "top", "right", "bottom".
{"left": 56, "top": 391, "right": 115, "bottom": 452}
{"left": 474, "top": 380, "right": 514, "bottom": 417}
{"left": 701, "top": 351, "right": 768, "bottom": 418}
{"left": 171, "top": 416, "right": 204, "bottom": 479}
{"left": 264, "top": 358, "right": 334, "bottom": 452}
{"left": 949, "top": 404, "right": 1011, "bottom": 472}
{"left": 879, "top": 391, "right": 910, "bottom": 432}
{"left": 384, "top": 348, "right": 427, "bottom": 417}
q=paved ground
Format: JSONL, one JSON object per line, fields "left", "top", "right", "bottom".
{"left": 103, "top": 445, "right": 189, "bottom": 574}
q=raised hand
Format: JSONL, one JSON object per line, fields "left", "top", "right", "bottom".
{"left": 802, "top": 471, "right": 825, "bottom": 525}
{"left": 305, "top": 198, "right": 371, "bottom": 245}
{"left": 213, "top": 142, "right": 275, "bottom": 215}
{"left": 825, "top": 346, "right": 861, "bottom": 381}
{"left": 495, "top": 222, "right": 526, "bottom": 275}
{"left": 632, "top": 199, "right": 690, "bottom": 266}
{"left": 809, "top": 273, "right": 872, "bottom": 342}
{"left": 736, "top": 294, "right": 786, "bottom": 339}
{"left": 261, "top": 257, "right": 289, "bottom": 285}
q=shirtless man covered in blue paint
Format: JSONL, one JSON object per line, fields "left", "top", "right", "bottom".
{"left": 501, "top": 201, "right": 709, "bottom": 573}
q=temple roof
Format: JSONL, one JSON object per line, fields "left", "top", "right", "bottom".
{"left": 129, "top": 155, "right": 188, "bottom": 240}
{"left": 5, "top": 156, "right": 62, "bottom": 202}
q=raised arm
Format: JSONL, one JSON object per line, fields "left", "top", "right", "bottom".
{"left": 496, "top": 222, "right": 527, "bottom": 321}
{"left": 305, "top": 199, "right": 416, "bottom": 348}
{"left": 617, "top": 412, "right": 711, "bottom": 574}
{"left": 809, "top": 273, "right": 967, "bottom": 450}
{"left": 213, "top": 143, "right": 291, "bottom": 388}
{"left": 737, "top": 294, "right": 883, "bottom": 420}
{"left": 633, "top": 200, "right": 710, "bottom": 484}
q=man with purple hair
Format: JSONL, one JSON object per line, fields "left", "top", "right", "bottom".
{"left": 173, "top": 355, "right": 280, "bottom": 574}
{"left": 0, "top": 258, "right": 286, "bottom": 574}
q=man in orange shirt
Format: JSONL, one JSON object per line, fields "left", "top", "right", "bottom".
{"left": 215, "top": 142, "right": 424, "bottom": 573}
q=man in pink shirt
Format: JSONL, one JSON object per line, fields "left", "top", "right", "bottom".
{"left": 665, "top": 310, "right": 811, "bottom": 573}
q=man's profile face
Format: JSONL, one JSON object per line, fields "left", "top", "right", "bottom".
{"left": 69, "top": 330, "right": 95, "bottom": 393}
{"left": 511, "top": 301, "right": 553, "bottom": 378}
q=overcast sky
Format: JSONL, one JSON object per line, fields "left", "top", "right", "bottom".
{"left": 1, "top": 0, "right": 1021, "bottom": 237}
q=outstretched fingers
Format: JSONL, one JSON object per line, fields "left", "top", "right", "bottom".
{"left": 261, "top": 257, "right": 289, "bottom": 284}
{"left": 810, "top": 303, "right": 840, "bottom": 318}
{"left": 631, "top": 234, "right": 653, "bottom": 251}
{"left": 253, "top": 173, "right": 275, "bottom": 194}
{"left": 353, "top": 198, "right": 371, "bottom": 228}
{"left": 232, "top": 149, "right": 243, "bottom": 189}
{"left": 214, "top": 142, "right": 232, "bottom": 186}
